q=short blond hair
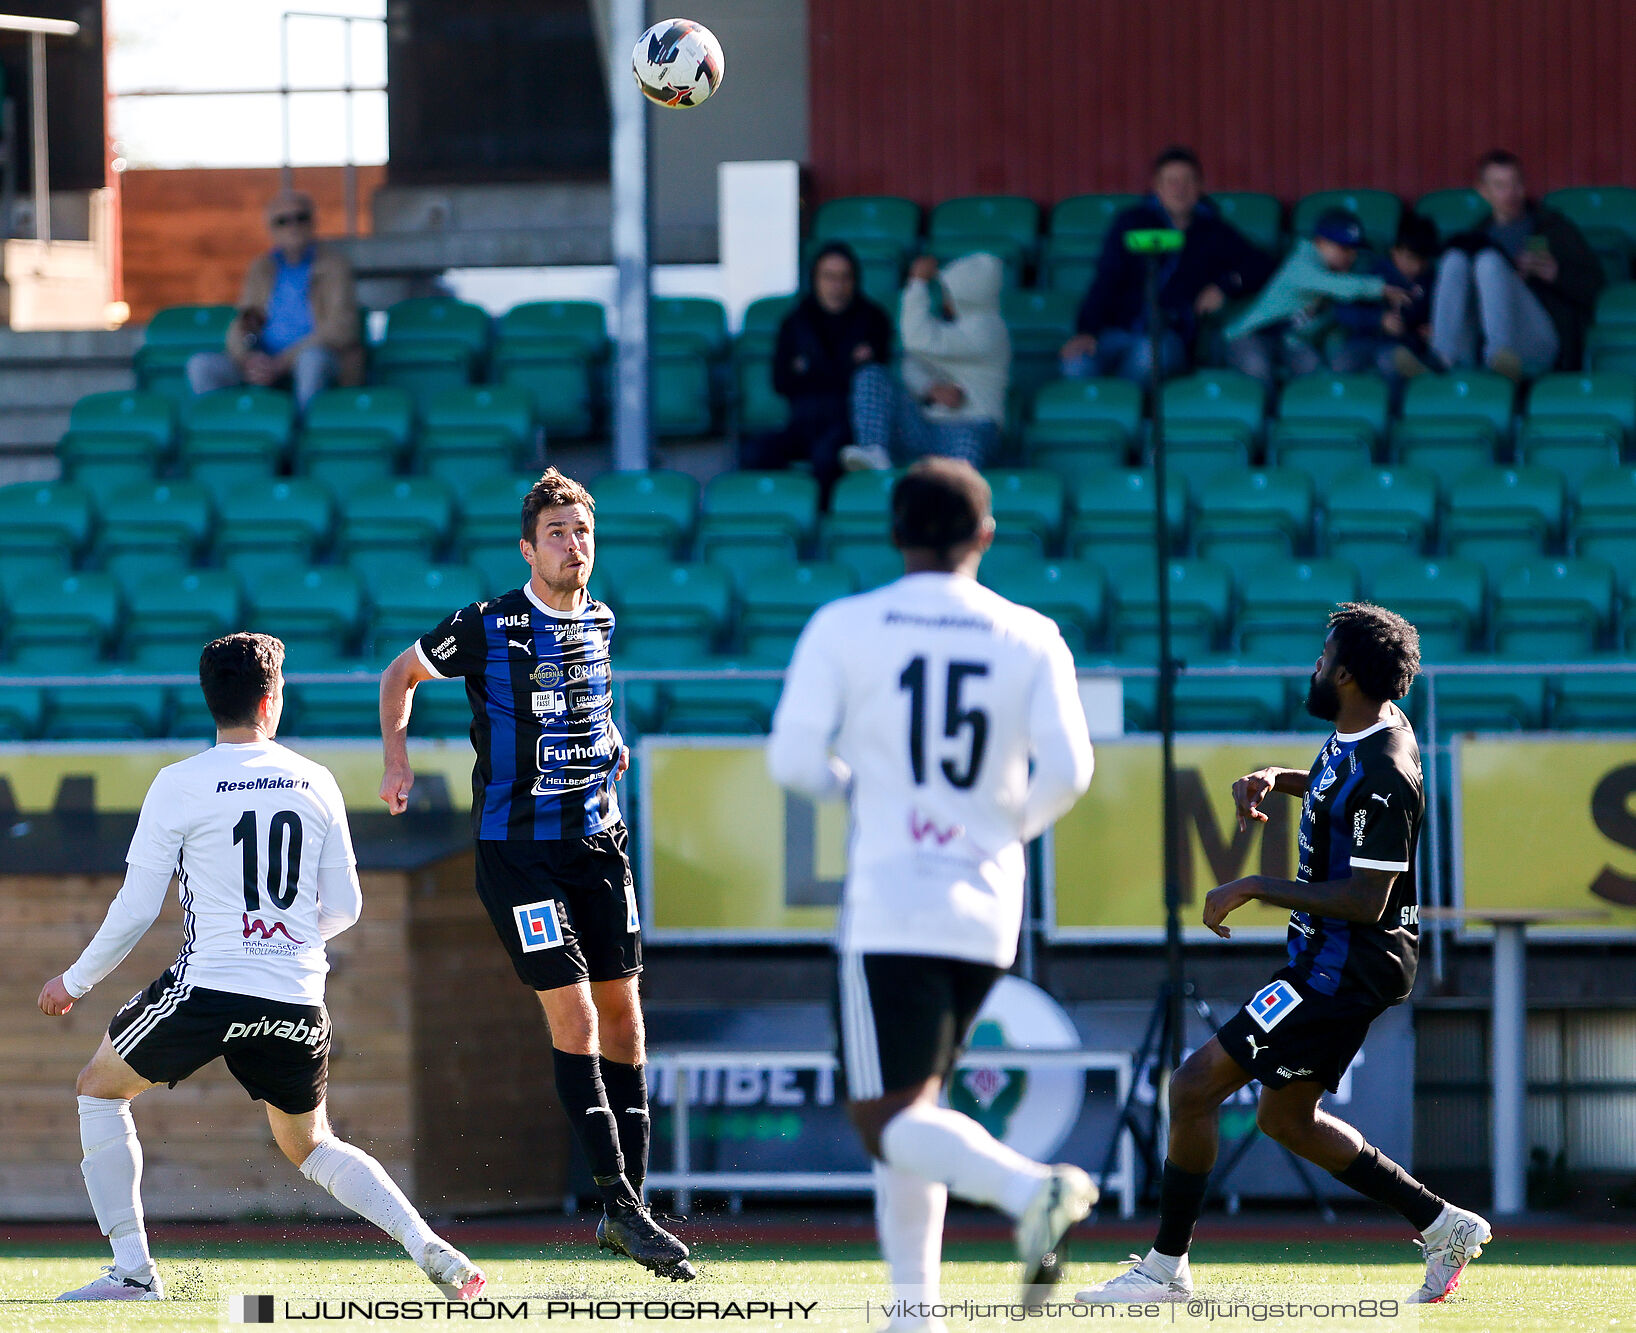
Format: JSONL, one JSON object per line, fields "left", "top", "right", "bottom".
{"left": 521, "top": 467, "right": 595, "bottom": 541}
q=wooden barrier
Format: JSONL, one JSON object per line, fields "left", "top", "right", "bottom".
{"left": 0, "top": 850, "right": 570, "bottom": 1220}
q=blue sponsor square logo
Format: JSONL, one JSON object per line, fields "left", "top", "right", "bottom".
{"left": 1246, "top": 979, "right": 1303, "bottom": 1032}
{"left": 515, "top": 899, "right": 565, "bottom": 953}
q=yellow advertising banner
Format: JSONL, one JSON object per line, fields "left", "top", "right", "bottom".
{"left": 1458, "top": 736, "right": 1636, "bottom": 935}
{"left": 0, "top": 740, "right": 476, "bottom": 812}
{"left": 638, "top": 735, "right": 1332, "bottom": 941}
{"left": 1048, "top": 737, "right": 1322, "bottom": 939}
{"left": 640, "top": 738, "right": 845, "bottom": 940}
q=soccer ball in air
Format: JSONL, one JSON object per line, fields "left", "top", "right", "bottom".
{"left": 632, "top": 18, "right": 724, "bottom": 108}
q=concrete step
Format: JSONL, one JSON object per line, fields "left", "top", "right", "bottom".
{"left": 0, "top": 363, "right": 134, "bottom": 408}
{"left": 0, "top": 405, "right": 71, "bottom": 448}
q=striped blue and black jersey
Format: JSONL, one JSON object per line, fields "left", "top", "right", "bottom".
{"left": 415, "top": 583, "right": 622, "bottom": 841}
{"left": 1287, "top": 705, "right": 1424, "bottom": 1007}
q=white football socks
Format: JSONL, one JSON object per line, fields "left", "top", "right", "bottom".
{"left": 1141, "top": 1247, "right": 1186, "bottom": 1281}
{"left": 77, "top": 1095, "right": 154, "bottom": 1280}
{"left": 879, "top": 1103, "right": 1050, "bottom": 1220}
{"left": 299, "top": 1139, "right": 440, "bottom": 1263}
{"left": 874, "top": 1160, "right": 947, "bottom": 1306}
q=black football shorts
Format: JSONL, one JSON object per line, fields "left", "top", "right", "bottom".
{"left": 108, "top": 969, "right": 330, "bottom": 1114}
{"left": 474, "top": 824, "right": 642, "bottom": 991}
{"left": 836, "top": 951, "right": 1005, "bottom": 1101}
{"left": 1217, "top": 969, "right": 1386, "bottom": 1094}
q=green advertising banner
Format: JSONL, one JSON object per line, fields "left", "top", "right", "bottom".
{"left": 1048, "top": 737, "right": 1321, "bottom": 940}
{"left": 1457, "top": 735, "right": 1636, "bottom": 936}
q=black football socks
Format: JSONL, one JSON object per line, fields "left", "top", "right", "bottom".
{"left": 550, "top": 1049, "right": 634, "bottom": 1208}
{"left": 1334, "top": 1143, "right": 1445, "bottom": 1231}
{"left": 600, "top": 1059, "right": 652, "bottom": 1194}
{"left": 1153, "top": 1161, "right": 1212, "bottom": 1258}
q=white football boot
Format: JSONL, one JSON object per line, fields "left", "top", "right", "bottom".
{"left": 1408, "top": 1203, "right": 1491, "bottom": 1303}
{"left": 417, "top": 1240, "right": 487, "bottom": 1300}
{"left": 56, "top": 1264, "right": 163, "bottom": 1301}
{"left": 1016, "top": 1163, "right": 1098, "bottom": 1302}
{"left": 1078, "top": 1250, "right": 1193, "bottom": 1303}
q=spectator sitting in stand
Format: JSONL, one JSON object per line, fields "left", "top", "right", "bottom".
{"left": 1332, "top": 212, "right": 1442, "bottom": 381}
{"left": 739, "top": 242, "right": 893, "bottom": 501}
{"left": 1060, "top": 145, "right": 1276, "bottom": 383}
{"left": 186, "top": 190, "right": 363, "bottom": 413}
{"left": 1223, "top": 209, "right": 1410, "bottom": 387}
{"left": 841, "top": 252, "right": 1009, "bottom": 471}
{"left": 1430, "top": 149, "right": 1604, "bottom": 380}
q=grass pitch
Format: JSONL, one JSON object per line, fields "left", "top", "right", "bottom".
{"left": 0, "top": 1236, "right": 1629, "bottom": 1331}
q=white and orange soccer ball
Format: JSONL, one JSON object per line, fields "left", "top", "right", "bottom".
{"left": 632, "top": 18, "right": 724, "bottom": 109}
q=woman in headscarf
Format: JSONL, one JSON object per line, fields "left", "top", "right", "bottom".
{"left": 741, "top": 242, "right": 893, "bottom": 501}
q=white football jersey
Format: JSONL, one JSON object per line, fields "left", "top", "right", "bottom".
{"left": 123, "top": 740, "right": 356, "bottom": 1005}
{"left": 769, "top": 572, "right": 1094, "bottom": 968}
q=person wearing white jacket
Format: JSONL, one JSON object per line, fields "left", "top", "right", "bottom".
{"left": 843, "top": 252, "right": 1010, "bottom": 471}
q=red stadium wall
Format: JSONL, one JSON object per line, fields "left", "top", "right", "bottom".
{"left": 807, "top": 0, "right": 1636, "bottom": 207}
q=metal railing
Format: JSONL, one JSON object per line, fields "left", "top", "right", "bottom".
{"left": 643, "top": 1047, "right": 1137, "bottom": 1217}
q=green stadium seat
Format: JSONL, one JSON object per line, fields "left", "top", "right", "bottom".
{"left": 336, "top": 477, "right": 457, "bottom": 563}
{"left": 1492, "top": 557, "right": 1615, "bottom": 659}
{"left": 830, "top": 541, "right": 902, "bottom": 592}
{"left": 1552, "top": 671, "right": 1636, "bottom": 730}
{"left": 1265, "top": 422, "right": 1375, "bottom": 480}
{"left": 1236, "top": 559, "right": 1361, "bottom": 661}
{"left": 1389, "top": 419, "right": 1499, "bottom": 489}
{"left": 57, "top": 432, "right": 162, "bottom": 498}
{"left": 44, "top": 669, "right": 170, "bottom": 740}
{"left": 811, "top": 196, "right": 921, "bottom": 259}
{"left": 1402, "top": 369, "right": 1516, "bottom": 439}
{"left": 1003, "top": 289, "right": 1078, "bottom": 406}
{"left": 1278, "top": 372, "right": 1390, "bottom": 444}
{"left": 1162, "top": 369, "right": 1267, "bottom": 438}
{"left": 1444, "top": 466, "right": 1566, "bottom": 570}
{"left": 64, "top": 389, "right": 175, "bottom": 450}
{"left": 464, "top": 541, "right": 530, "bottom": 598}
{"left": 1414, "top": 189, "right": 1489, "bottom": 242}
{"left": 1068, "top": 468, "right": 1187, "bottom": 583}
{"left": 658, "top": 643, "right": 788, "bottom": 735}
{"left": 1526, "top": 371, "right": 1636, "bottom": 444}
{"left": 243, "top": 565, "right": 364, "bottom": 664}
{"left": 1160, "top": 422, "right": 1252, "bottom": 477}
{"left": 3, "top": 572, "right": 121, "bottom": 667}
{"left": 738, "top": 294, "right": 798, "bottom": 357}
{"left": 823, "top": 468, "right": 900, "bottom": 552}
{"left": 614, "top": 561, "right": 734, "bottom": 659}
{"left": 416, "top": 385, "right": 538, "bottom": 493}
{"left": 182, "top": 385, "right": 296, "bottom": 448}
{"left": 284, "top": 665, "right": 392, "bottom": 739}
{"left": 1211, "top": 192, "right": 1284, "bottom": 254}
{"left": 1323, "top": 465, "right": 1439, "bottom": 565}
{"left": 1051, "top": 193, "right": 1140, "bottom": 247}
{"left": 1515, "top": 418, "right": 1622, "bottom": 491}
{"left": 1174, "top": 661, "right": 1289, "bottom": 732}
{"left": 698, "top": 471, "right": 819, "bottom": 570}
{"left": 124, "top": 569, "right": 243, "bottom": 667}
{"left": 1571, "top": 465, "right": 1636, "bottom": 569}
{"left": 653, "top": 343, "right": 715, "bottom": 436}
{"left": 1192, "top": 468, "right": 1315, "bottom": 563}
{"left": 0, "top": 677, "right": 46, "bottom": 739}
{"left": 0, "top": 479, "right": 93, "bottom": 578}
{"left": 981, "top": 556, "right": 1106, "bottom": 655}
{"left": 1585, "top": 327, "right": 1636, "bottom": 375}
{"left": 458, "top": 474, "right": 535, "bottom": 551}
{"left": 928, "top": 196, "right": 1040, "bottom": 284}
{"left": 494, "top": 300, "right": 608, "bottom": 437}
{"left": 1367, "top": 555, "right": 1487, "bottom": 658}
{"left": 1292, "top": 189, "right": 1402, "bottom": 251}
{"left": 1596, "top": 280, "right": 1636, "bottom": 326}
{"left": 295, "top": 385, "right": 413, "bottom": 489}
{"left": 1432, "top": 664, "right": 1548, "bottom": 732}
{"left": 739, "top": 561, "right": 857, "bottom": 657}
{"left": 367, "top": 564, "right": 485, "bottom": 656}
{"left": 95, "top": 480, "right": 214, "bottom": 588}
{"left": 371, "top": 298, "right": 491, "bottom": 403}
{"left": 734, "top": 353, "right": 788, "bottom": 435}
{"left": 1041, "top": 238, "right": 1100, "bottom": 297}
{"left": 591, "top": 469, "right": 698, "bottom": 559}
{"left": 1543, "top": 187, "right": 1636, "bottom": 249}
{"left": 1025, "top": 378, "right": 1142, "bottom": 478}
{"left": 986, "top": 468, "right": 1066, "bottom": 555}
{"left": 134, "top": 304, "right": 235, "bottom": 397}
{"left": 1111, "top": 557, "right": 1233, "bottom": 659}
{"left": 652, "top": 296, "right": 729, "bottom": 359}
{"left": 214, "top": 479, "right": 335, "bottom": 573}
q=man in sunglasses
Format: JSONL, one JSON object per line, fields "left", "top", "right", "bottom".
{"left": 187, "top": 189, "right": 363, "bottom": 412}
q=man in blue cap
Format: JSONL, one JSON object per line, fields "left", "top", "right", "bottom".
{"left": 1223, "top": 208, "right": 1411, "bottom": 386}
